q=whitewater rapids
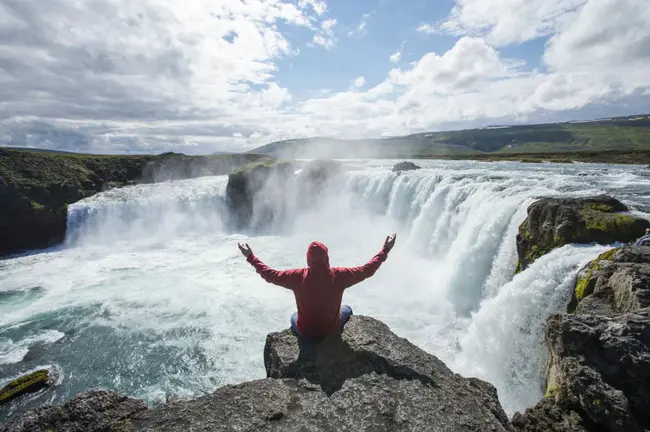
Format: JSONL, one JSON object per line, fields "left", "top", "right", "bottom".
{"left": 1, "top": 159, "right": 649, "bottom": 420}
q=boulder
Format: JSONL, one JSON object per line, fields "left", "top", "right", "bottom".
{"left": 0, "top": 370, "right": 52, "bottom": 406}
{"left": 392, "top": 161, "right": 421, "bottom": 172}
{"left": 515, "top": 195, "right": 650, "bottom": 271}
{"left": 4, "top": 316, "right": 513, "bottom": 432}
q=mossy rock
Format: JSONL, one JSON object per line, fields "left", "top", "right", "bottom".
{"left": 516, "top": 195, "right": 650, "bottom": 271}
{"left": 0, "top": 369, "right": 51, "bottom": 405}
{"left": 568, "top": 248, "right": 618, "bottom": 312}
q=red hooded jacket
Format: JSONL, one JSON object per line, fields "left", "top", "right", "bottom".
{"left": 246, "top": 242, "right": 389, "bottom": 339}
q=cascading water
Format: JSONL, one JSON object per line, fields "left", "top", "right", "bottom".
{"left": 1, "top": 159, "right": 649, "bottom": 421}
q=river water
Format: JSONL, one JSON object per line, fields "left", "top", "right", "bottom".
{"left": 1, "top": 159, "right": 649, "bottom": 421}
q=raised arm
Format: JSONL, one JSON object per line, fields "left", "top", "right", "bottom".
{"left": 333, "top": 234, "right": 396, "bottom": 289}
{"left": 239, "top": 243, "right": 303, "bottom": 290}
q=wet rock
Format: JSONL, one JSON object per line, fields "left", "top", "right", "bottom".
{"left": 515, "top": 195, "right": 650, "bottom": 271}
{"left": 392, "top": 161, "right": 421, "bottom": 172}
{"left": 0, "top": 370, "right": 51, "bottom": 406}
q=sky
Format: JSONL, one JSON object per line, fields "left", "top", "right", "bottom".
{"left": 0, "top": 0, "right": 649, "bottom": 154}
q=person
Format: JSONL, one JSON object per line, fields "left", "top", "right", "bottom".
{"left": 238, "top": 234, "right": 396, "bottom": 341}
{"left": 635, "top": 228, "right": 650, "bottom": 246}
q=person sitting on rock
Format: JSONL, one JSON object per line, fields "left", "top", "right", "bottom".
{"left": 238, "top": 234, "right": 396, "bottom": 341}
{"left": 635, "top": 228, "right": 650, "bottom": 246}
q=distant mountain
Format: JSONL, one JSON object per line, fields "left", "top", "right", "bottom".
{"left": 248, "top": 114, "right": 650, "bottom": 159}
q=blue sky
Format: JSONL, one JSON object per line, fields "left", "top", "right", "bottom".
{"left": 0, "top": 0, "right": 648, "bottom": 154}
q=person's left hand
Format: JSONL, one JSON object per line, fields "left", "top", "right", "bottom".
{"left": 238, "top": 243, "right": 253, "bottom": 258}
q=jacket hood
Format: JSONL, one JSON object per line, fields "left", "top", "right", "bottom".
{"left": 306, "top": 241, "right": 330, "bottom": 270}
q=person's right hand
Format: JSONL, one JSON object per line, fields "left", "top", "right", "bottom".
{"left": 384, "top": 233, "right": 397, "bottom": 252}
{"left": 238, "top": 243, "right": 253, "bottom": 259}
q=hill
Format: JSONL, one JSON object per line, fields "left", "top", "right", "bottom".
{"left": 248, "top": 114, "right": 650, "bottom": 159}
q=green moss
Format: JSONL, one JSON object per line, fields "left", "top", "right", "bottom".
{"left": 582, "top": 203, "right": 616, "bottom": 213}
{"left": 30, "top": 201, "right": 45, "bottom": 211}
{"left": 231, "top": 158, "right": 279, "bottom": 176}
{"left": 0, "top": 369, "right": 50, "bottom": 404}
{"left": 545, "top": 384, "right": 559, "bottom": 398}
{"left": 575, "top": 274, "right": 591, "bottom": 301}
{"left": 575, "top": 248, "right": 617, "bottom": 302}
{"left": 515, "top": 261, "right": 522, "bottom": 274}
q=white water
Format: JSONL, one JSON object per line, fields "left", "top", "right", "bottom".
{"left": 1, "top": 159, "right": 649, "bottom": 419}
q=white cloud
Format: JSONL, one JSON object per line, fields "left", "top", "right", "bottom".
{"left": 441, "top": 0, "right": 587, "bottom": 46}
{"left": 311, "top": 18, "right": 337, "bottom": 49}
{"left": 348, "top": 13, "right": 371, "bottom": 37}
{"left": 389, "top": 50, "right": 401, "bottom": 63}
{"left": 351, "top": 76, "right": 366, "bottom": 90}
{"left": 416, "top": 23, "right": 438, "bottom": 34}
{"left": 298, "top": 0, "right": 328, "bottom": 17}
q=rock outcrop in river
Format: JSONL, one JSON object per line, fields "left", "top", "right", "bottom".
{"left": 3, "top": 316, "right": 512, "bottom": 432}
{"left": 225, "top": 159, "right": 345, "bottom": 230}
{"left": 515, "top": 195, "right": 650, "bottom": 271}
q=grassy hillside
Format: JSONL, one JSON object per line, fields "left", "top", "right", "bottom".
{"left": 249, "top": 115, "right": 650, "bottom": 159}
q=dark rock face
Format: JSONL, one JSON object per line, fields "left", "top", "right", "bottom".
{"left": 4, "top": 316, "right": 513, "bottom": 432}
{"left": 513, "top": 246, "right": 650, "bottom": 432}
{"left": 392, "top": 161, "right": 421, "bottom": 172}
{"left": 516, "top": 195, "right": 650, "bottom": 271}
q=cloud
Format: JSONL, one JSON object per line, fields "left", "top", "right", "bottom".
{"left": 389, "top": 41, "right": 406, "bottom": 63}
{"left": 348, "top": 13, "right": 371, "bottom": 37}
{"left": 1, "top": 0, "right": 649, "bottom": 154}
{"left": 351, "top": 76, "right": 366, "bottom": 90}
{"left": 416, "top": 23, "right": 438, "bottom": 34}
{"left": 440, "top": 0, "right": 587, "bottom": 46}
{"left": 298, "top": 0, "right": 328, "bottom": 17}
{"left": 312, "top": 18, "right": 337, "bottom": 49}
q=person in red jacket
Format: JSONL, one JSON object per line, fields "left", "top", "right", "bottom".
{"left": 238, "top": 234, "right": 396, "bottom": 341}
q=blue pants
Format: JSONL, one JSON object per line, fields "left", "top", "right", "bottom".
{"left": 290, "top": 305, "right": 353, "bottom": 339}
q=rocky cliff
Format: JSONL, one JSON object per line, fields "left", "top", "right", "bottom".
{"left": 3, "top": 316, "right": 512, "bottom": 432}
{"left": 0, "top": 149, "right": 270, "bottom": 256}
{"left": 515, "top": 195, "right": 650, "bottom": 271}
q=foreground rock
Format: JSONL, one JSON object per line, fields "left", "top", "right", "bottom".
{"left": 0, "top": 370, "right": 51, "bottom": 406}
{"left": 516, "top": 195, "right": 650, "bottom": 270}
{"left": 0, "top": 149, "right": 269, "bottom": 256}
{"left": 392, "top": 161, "right": 421, "bottom": 172}
{"left": 4, "top": 316, "right": 512, "bottom": 432}
{"left": 513, "top": 246, "right": 650, "bottom": 432}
